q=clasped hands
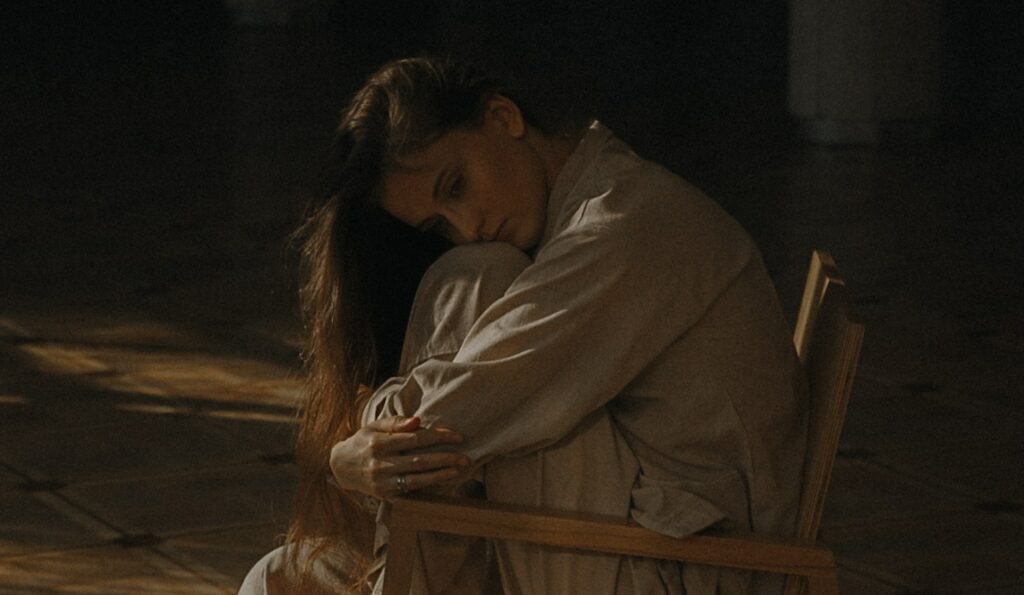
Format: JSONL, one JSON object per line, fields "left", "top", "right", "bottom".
{"left": 328, "top": 415, "right": 472, "bottom": 501}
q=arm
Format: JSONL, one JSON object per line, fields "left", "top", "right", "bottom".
{"left": 365, "top": 172, "right": 755, "bottom": 463}
{"left": 328, "top": 415, "right": 471, "bottom": 500}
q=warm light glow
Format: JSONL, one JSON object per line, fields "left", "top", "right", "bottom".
{"left": 15, "top": 323, "right": 302, "bottom": 409}
{"left": 0, "top": 317, "right": 34, "bottom": 341}
{"left": 0, "top": 394, "right": 28, "bottom": 404}
{"left": 20, "top": 344, "right": 111, "bottom": 375}
{"left": 204, "top": 408, "right": 298, "bottom": 424}
{"left": 114, "top": 402, "right": 190, "bottom": 416}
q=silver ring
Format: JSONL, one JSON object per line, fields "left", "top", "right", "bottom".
{"left": 396, "top": 474, "right": 408, "bottom": 493}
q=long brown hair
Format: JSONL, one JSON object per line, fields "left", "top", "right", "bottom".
{"left": 286, "top": 56, "right": 553, "bottom": 591}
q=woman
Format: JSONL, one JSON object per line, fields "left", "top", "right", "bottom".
{"left": 242, "top": 56, "right": 807, "bottom": 595}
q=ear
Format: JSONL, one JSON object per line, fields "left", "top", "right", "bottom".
{"left": 483, "top": 93, "right": 526, "bottom": 138}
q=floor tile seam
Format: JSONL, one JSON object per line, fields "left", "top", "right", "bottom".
{"left": 845, "top": 376, "right": 954, "bottom": 402}
{"left": 837, "top": 456, "right": 979, "bottom": 500}
{"left": 848, "top": 372, "right": 982, "bottom": 401}
{"left": 851, "top": 430, "right": 1024, "bottom": 456}
{"left": 960, "top": 578, "right": 1024, "bottom": 592}
{"left": 64, "top": 500, "right": 293, "bottom": 541}
{"left": 192, "top": 405, "right": 296, "bottom": 434}
{"left": 924, "top": 390, "right": 1024, "bottom": 425}
{"left": 60, "top": 459, "right": 297, "bottom": 490}
{"left": 821, "top": 504, "right": 981, "bottom": 533}
{"left": 6, "top": 331, "right": 300, "bottom": 377}
{"left": 156, "top": 519, "right": 288, "bottom": 542}
{"left": 0, "top": 398, "right": 297, "bottom": 430}
{"left": 0, "top": 416, "right": 209, "bottom": 443}
{"left": 0, "top": 540, "right": 128, "bottom": 563}
{"left": 5, "top": 489, "right": 129, "bottom": 554}
{"left": 127, "top": 543, "right": 234, "bottom": 594}
{"left": 820, "top": 506, "right": 1011, "bottom": 535}
{"left": 192, "top": 411, "right": 298, "bottom": 447}
{"left": 866, "top": 433, "right": 1024, "bottom": 461}
{"left": 109, "top": 398, "right": 300, "bottom": 420}
{"left": 835, "top": 558, "right": 914, "bottom": 590}
{"left": 840, "top": 411, "right": 1024, "bottom": 454}
{"left": 148, "top": 541, "right": 238, "bottom": 592}
{"left": 868, "top": 456, "right": 1024, "bottom": 506}
{"left": 3, "top": 334, "right": 235, "bottom": 357}
{"left": 142, "top": 302, "right": 303, "bottom": 361}
{"left": 0, "top": 460, "right": 31, "bottom": 484}
{"left": 0, "top": 451, "right": 283, "bottom": 490}
{"left": 839, "top": 434, "right": 1022, "bottom": 460}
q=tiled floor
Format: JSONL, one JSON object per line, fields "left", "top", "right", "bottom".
{"left": 3, "top": 24, "right": 1022, "bottom": 594}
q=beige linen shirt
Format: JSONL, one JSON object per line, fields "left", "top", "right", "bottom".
{"left": 364, "top": 122, "right": 808, "bottom": 592}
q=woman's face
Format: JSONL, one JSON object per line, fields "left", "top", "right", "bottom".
{"left": 378, "top": 95, "right": 550, "bottom": 251}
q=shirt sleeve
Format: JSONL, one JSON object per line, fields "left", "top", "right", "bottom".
{"left": 362, "top": 166, "right": 755, "bottom": 463}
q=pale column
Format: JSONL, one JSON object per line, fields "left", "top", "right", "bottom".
{"left": 223, "top": 0, "right": 323, "bottom": 26}
{"left": 788, "top": 0, "right": 943, "bottom": 143}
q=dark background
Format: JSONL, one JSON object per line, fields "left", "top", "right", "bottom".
{"left": 1, "top": 2, "right": 1023, "bottom": 591}
{"left": 2, "top": 0, "right": 1022, "bottom": 372}
{"left": 1, "top": 1, "right": 1021, "bottom": 386}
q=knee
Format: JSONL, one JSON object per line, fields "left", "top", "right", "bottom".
{"left": 420, "top": 243, "right": 531, "bottom": 304}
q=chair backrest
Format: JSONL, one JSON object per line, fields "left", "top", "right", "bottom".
{"left": 783, "top": 251, "right": 865, "bottom": 594}
{"left": 793, "top": 250, "right": 839, "bottom": 364}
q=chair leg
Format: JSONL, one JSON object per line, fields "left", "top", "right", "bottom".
{"left": 381, "top": 530, "right": 417, "bottom": 595}
{"left": 806, "top": 569, "right": 839, "bottom": 595}
{"left": 781, "top": 573, "right": 806, "bottom": 595}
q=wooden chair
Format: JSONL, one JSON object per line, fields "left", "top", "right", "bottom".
{"left": 383, "top": 250, "right": 864, "bottom": 595}
{"left": 793, "top": 250, "right": 840, "bottom": 364}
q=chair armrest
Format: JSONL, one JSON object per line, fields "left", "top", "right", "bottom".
{"left": 387, "top": 493, "right": 835, "bottom": 576}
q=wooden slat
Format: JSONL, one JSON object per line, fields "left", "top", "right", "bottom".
{"left": 793, "top": 250, "right": 838, "bottom": 362}
{"left": 389, "top": 495, "right": 836, "bottom": 577}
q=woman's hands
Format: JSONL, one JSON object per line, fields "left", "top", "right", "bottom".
{"left": 328, "top": 416, "right": 471, "bottom": 501}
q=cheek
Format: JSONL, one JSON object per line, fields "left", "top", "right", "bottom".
{"left": 505, "top": 154, "right": 546, "bottom": 209}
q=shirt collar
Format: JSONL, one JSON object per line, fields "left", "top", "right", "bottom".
{"left": 537, "top": 120, "right": 614, "bottom": 251}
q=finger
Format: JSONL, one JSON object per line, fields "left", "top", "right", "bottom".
{"left": 390, "top": 416, "right": 420, "bottom": 433}
{"left": 393, "top": 467, "right": 462, "bottom": 495}
{"left": 386, "top": 452, "right": 471, "bottom": 474}
{"left": 374, "top": 427, "right": 464, "bottom": 453}
{"left": 365, "top": 415, "right": 420, "bottom": 433}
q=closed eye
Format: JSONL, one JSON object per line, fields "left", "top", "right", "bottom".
{"left": 448, "top": 173, "right": 463, "bottom": 200}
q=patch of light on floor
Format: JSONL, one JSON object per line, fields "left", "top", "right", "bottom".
{"left": 204, "top": 409, "right": 299, "bottom": 424}
{"left": 0, "top": 317, "right": 35, "bottom": 341}
{"left": 19, "top": 344, "right": 111, "bottom": 375}
{"left": 113, "top": 402, "right": 191, "bottom": 416}
{"left": 15, "top": 330, "right": 302, "bottom": 409}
